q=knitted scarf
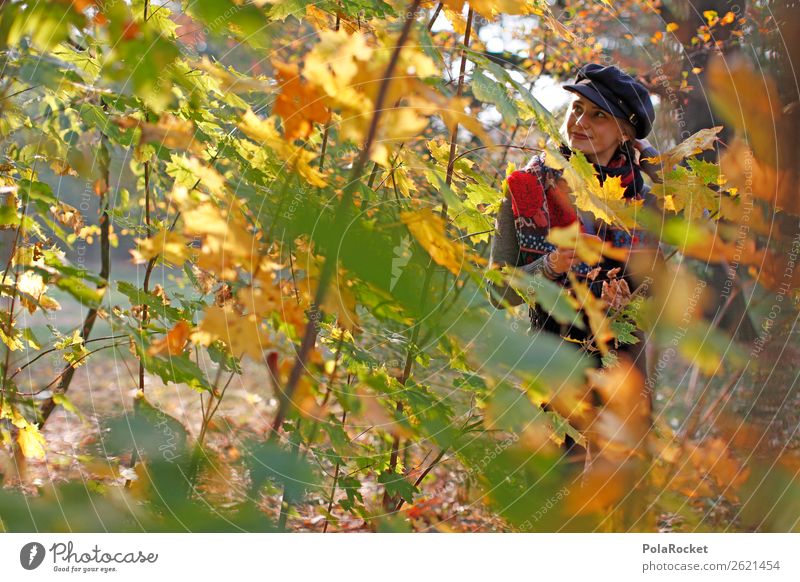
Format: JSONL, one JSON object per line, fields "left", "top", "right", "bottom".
{"left": 507, "top": 146, "right": 646, "bottom": 273}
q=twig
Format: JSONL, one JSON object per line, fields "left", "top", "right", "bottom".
{"left": 382, "top": 6, "right": 474, "bottom": 511}
{"left": 427, "top": 3, "right": 443, "bottom": 30}
{"left": 444, "top": 8, "right": 474, "bottom": 190}
{"left": 38, "top": 115, "right": 112, "bottom": 426}
{"left": 322, "top": 409, "right": 347, "bottom": 533}
{"left": 394, "top": 448, "right": 447, "bottom": 512}
{"left": 8, "top": 335, "right": 121, "bottom": 380}
{"left": 269, "top": 0, "right": 423, "bottom": 438}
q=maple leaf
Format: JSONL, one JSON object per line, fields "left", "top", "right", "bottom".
{"left": 196, "top": 56, "right": 267, "bottom": 94}
{"left": 237, "top": 110, "right": 327, "bottom": 186}
{"left": 645, "top": 127, "right": 723, "bottom": 173}
{"left": 568, "top": 273, "right": 613, "bottom": 355}
{"left": 272, "top": 60, "right": 331, "bottom": 141}
{"left": 181, "top": 200, "right": 258, "bottom": 280}
{"left": 301, "top": 28, "right": 459, "bottom": 167}
{"left": 191, "top": 305, "right": 270, "bottom": 361}
{"left": 117, "top": 113, "right": 205, "bottom": 154}
{"left": 17, "top": 422, "right": 47, "bottom": 460}
{"left": 132, "top": 228, "right": 190, "bottom": 265}
{"left": 401, "top": 209, "right": 473, "bottom": 276}
{"left": 302, "top": 29, "right": 374, "bottom": 105}
{"left": 548, "top": 147, "right": 637, "bottom": 229}
{"left": 547, "top": 222, "right": 628, "bottom": 265}
{"left": 51, "top": 201, "right": 84, "bottom": 234}
{"left": 148, "top": 321, "right": 190, "bottom": 357}
{"left": 547, "top": 223, "right": 603, "bottom": 265}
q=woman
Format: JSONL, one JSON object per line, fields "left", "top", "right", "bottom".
{"left": 488, "top": 64, "right": 659, "bottom": 451}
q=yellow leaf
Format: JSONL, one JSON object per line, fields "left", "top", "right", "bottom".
{"left": 0, "top": 327, "right": 24, "bottom": 351}
{"left": 401, "top": 209, "right": 470, "bottom": 276}
{"left": 132, "top": 228, "right": 190, "bottom": 265}
{"left": 666, "top": 22, "right": 679, "bottom": 33}
{"left": 17, "top": 421, "right": 46, "bottom": 460}
{"left": 703, "top": 10, "right": 719, "bottom": 25}
{"left": 16, "top": 270, "right": 53, "bottom": 314}
{"left": 646, "top": 127, "right": 723, "bottom": 171}
{"left": 182, "top": 201, "right": 258, "bottom": 280}
{"left": 237, "top": 110, "right": 327, "bottom": 187}
{"left": 547, "top": 223, "right": 603, "bottom": 265}
{"left": 546, "top": 223, "right": 628, "bottom": 265}
{"left": 302, "top": 29, "right": 374, "bottom": 102}
{"left": 172, "top": 157, "right": 229, "bottom": 196}
{"left": 449, "top": 0, "right": 538, "bottom": 20}
{"left": 568, "top": 273, "right": 613, "bottom": 355}
{"left": 117, "top": 114, "right": 204, "bottom": 155}
{"left": 238, "top": 109, "right": 283, "bottom": 143}
{"left": 196, "top": 56, "right": 267, "bottom": 93}
{"left": 191, "top": 305, "right": 270, "bottom": 361}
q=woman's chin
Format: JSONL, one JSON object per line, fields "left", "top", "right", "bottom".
{"left": 569, "top": 141, "right": 594, "bottom": 155}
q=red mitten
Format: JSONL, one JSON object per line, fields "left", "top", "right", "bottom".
{"left": 507, "top": 170, "right": 548, "bottom": 227}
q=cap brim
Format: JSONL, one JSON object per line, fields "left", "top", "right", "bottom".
{"left": 563, "top": 83, "right": 627, "bottom": 121}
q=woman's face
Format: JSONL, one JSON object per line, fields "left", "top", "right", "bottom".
{"left": 565, "top": 94, "right": 627, "bottom": 165}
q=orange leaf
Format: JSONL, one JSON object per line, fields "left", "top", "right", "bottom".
{"left": 148, "top": 321, "right": 191, "bottom": 357}
{"left": 272, "top": 60, "right": 331, "bottom": 141}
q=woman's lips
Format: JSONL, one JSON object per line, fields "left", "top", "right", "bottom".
{"left": 570, "top": 132, "right": 591, "bottom": 140}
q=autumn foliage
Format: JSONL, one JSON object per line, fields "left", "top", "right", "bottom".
{"left": 0, "top": 0, "right": 798, "bottom": 533}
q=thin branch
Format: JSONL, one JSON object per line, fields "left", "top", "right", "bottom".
{"left": 38, "top": 109, "right": 112, "bottom": 425}
{"left": 444, "top": 8, "right": 474, "bottom": 191}
{"left": 427, "top": 3, "right": 443, "bottom": 30}
{"left": 8, "top": 335, "right": 121, "bottom": 380}
{"left": 270, "top": 0, "right": 423, "bottom": 437}
{"left": 322, "top": 409, "right": 347, "bottom": 533}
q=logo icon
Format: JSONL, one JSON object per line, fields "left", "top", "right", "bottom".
{"left": 20, "top": 542, "right": 46, "bottom": 570}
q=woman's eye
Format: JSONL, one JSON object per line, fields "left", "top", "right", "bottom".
{"left": 595, "top": 112, "right": 605, "bottom": 118}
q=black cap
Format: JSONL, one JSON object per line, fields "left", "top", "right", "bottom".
{"left": 563, "top": 64, "right": 655, "bottom": 139}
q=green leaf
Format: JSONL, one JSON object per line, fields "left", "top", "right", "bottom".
{"left": 245, "top": 440, "right": 318, "bottom": 498}
{"left": 100, "top": 392, "right": 189, "bottom": 461}
{"left": 471, "top": 70, "right": 520, "bottom": 125}
{"left": 79, "top": 103, "right": 134, "bottom": 145}
{"left": 502, "top": 268, "right": 585, "bottom": 330}
{"left": 0, "top": 205, "right": 20, "bottom": 226}
{"left": 611, "top": 319, "right": 639, "bottom": 345}
{"left": 56, "top": 277, "right": 104, "bottom": 309}
{"left": 469, "top": 54, "right": 562, "bottom": 141}
{"left": 448, "top": 283, "right": 592, "bottom": 396}
{"left": 117, "top": 281, "right": 188, "bottom": 322}
{"left": 485, "top": 382, "right": 544, "bottom": 433}
{"left": 188, "top": 0, "right": 272, "bottom": 48}
{"left": 19, "top": 180, "right": 57, "bottom": 205}
{"left": 135, "top": 344, "right": 212, "bottom": 393}
{"left": 378, "top": 471, "right": 418, "bottom": 504}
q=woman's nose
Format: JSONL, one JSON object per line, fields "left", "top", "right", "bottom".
{"left": 573, "top": 111, "right": 591, "bottom": 128}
